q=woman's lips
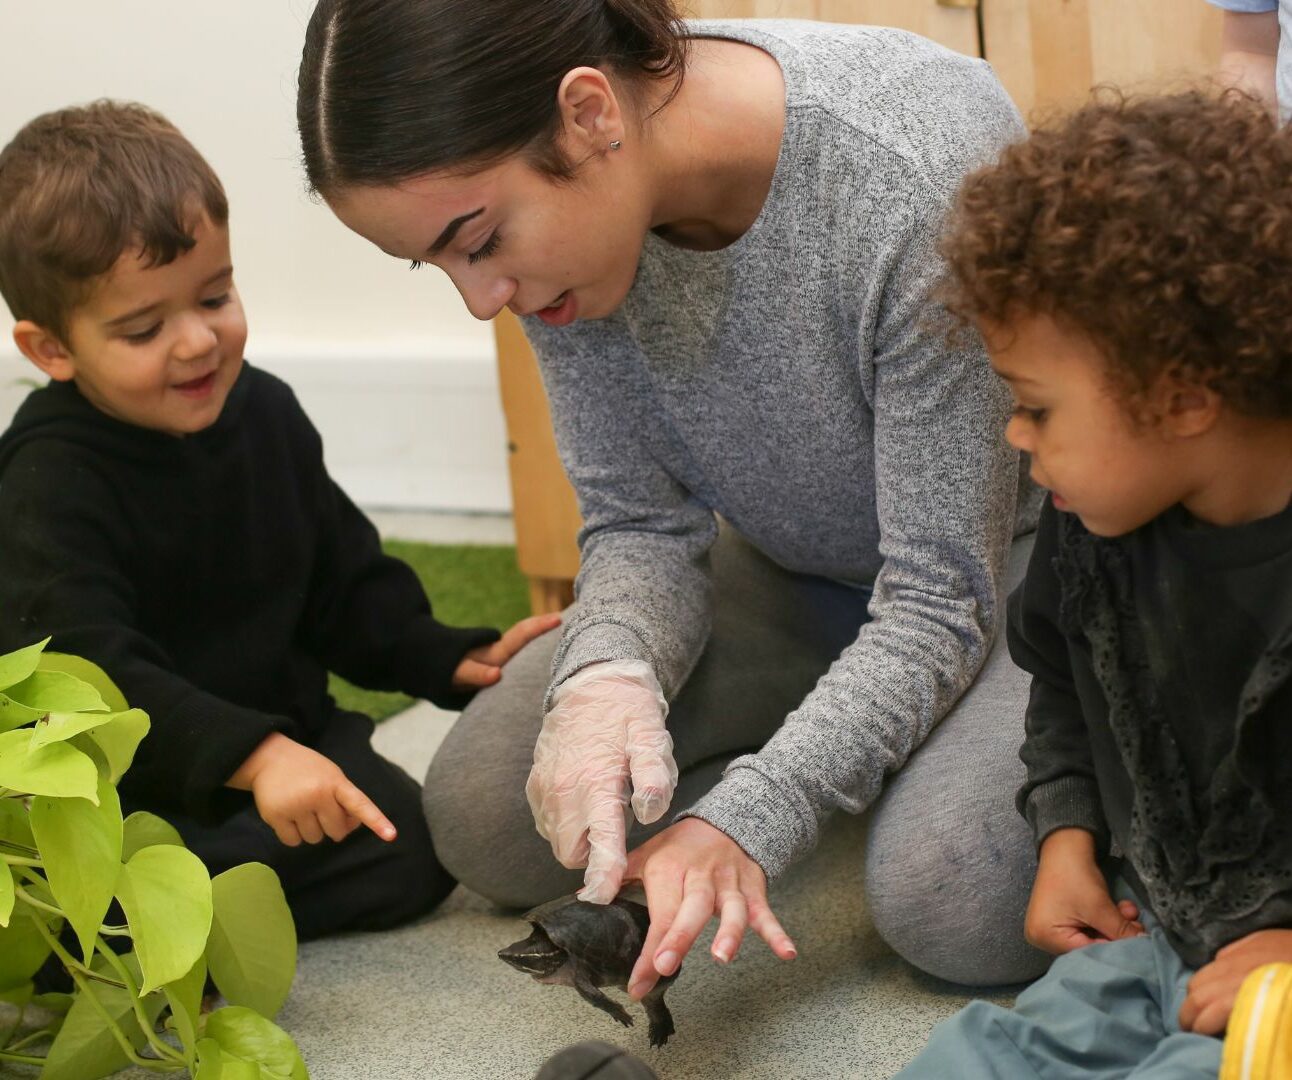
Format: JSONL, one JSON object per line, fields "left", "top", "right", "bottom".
{"left": 535, "top": 290, "right": 578, "bottom": 327}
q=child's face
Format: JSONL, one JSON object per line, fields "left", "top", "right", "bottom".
{"left": 985, "top": 313, "right": 1189, "bottom": 537}
{"left": 60, "top": 216, "right": 246, "bottom": 437}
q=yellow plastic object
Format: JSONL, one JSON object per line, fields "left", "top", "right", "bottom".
{"left": 1222, "top": 963, "right": 1292, "bottom": 1080}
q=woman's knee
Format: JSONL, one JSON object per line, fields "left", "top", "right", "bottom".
{"left": 864, "top": 805, "right": 1047, "bottom": 986}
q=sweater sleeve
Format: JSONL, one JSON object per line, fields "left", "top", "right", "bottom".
{"left": 292, "top": 408, "right": 500, "bottom": 711}
{"left": 1009, "top": 500, "right": 1108, "bottom": 851}
{"left": 683, "top": 187, "right": 1023, "bottom": 879}
{"left": 523, "top": 316, "right": 719, "bottom": 709}
{"left": 0, "top": 444, "right": 295, "bottom": 822}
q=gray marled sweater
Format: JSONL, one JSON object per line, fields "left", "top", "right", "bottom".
{"left": 523, "top": 19, "right": 1039, "bottom": 880}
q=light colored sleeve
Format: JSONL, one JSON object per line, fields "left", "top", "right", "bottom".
{"left": 684, "top": 189, "right": 1022, "bottom": 880}
{"left": 522, "top": 315, "right": 720, "bottom": 712}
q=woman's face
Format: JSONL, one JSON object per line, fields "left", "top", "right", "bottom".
{"left": 329, "top": 149, "right": 652, "bottom": 326}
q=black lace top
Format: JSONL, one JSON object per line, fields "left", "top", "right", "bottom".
{"left": 1010, "top": 497, "right": 1292, "bottom": 967}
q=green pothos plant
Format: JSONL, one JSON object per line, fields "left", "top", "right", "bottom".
{"left": 0, "top": 638, "right": 306, "bottom": 1078}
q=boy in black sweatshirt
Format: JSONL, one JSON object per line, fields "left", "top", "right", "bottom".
{"left": 0, "top": 101, "right": 558, "bottom": 939}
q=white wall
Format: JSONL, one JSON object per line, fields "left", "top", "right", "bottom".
{"left": 0, "top": 2, "right": 510, "bottom": 512}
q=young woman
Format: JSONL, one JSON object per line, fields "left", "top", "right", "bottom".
{"left": 297, "top": 0, "right": 1045, "bottom": 992}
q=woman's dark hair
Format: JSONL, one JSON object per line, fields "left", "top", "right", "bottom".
{"left": 298, "top": 0, "right": 688, "bottom": 195}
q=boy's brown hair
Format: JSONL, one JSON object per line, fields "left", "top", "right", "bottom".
{"left": 0, "top": 100, "right": 228, "bottom": 342}
{"left": 942, "top": 89, "right": 1292, "bottom": 419}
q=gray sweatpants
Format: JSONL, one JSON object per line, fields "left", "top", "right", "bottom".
{"left": 424, "top": 528, "right": 1046, "bottom": 986}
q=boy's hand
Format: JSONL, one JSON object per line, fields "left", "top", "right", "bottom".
{"left": 1024, "top": 827, "right": 1144, "bottom": 955}
{"left": 451, "top": 613, "right": 561, "bottom": 690}
{"left": 228, "top": 732, "right": 396, "bottom": 847}
{"left": 1180, "top": 930, "right": 1292, "bottom": 1035}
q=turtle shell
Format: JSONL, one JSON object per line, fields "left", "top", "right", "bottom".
{"left": 523, "top": 896, "right": 650, "bottom": 982}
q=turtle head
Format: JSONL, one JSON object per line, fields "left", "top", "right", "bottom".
{"left": 498, "top": 926, "right": 566, "bottom": 978}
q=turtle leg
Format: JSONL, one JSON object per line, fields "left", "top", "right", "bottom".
{"left": 572, "top": 965, "right": 634, "bottom": 1030}
{"left": 641, "top": 977, "right": 676, "bottom": 1048}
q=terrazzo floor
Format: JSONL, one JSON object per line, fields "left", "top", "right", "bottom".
{"left": 237, "top": 705, "right": 1015, "bottom": 1079}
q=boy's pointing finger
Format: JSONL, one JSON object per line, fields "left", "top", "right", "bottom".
{"left": 337, "top": 781, "right": 397, "bottom": 842}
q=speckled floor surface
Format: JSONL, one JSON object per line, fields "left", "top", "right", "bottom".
{"left": 263, "top": 706, "right": 1016, "bottom": 1079}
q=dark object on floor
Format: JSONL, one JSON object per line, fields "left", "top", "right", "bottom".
{"left": 499, "top": 896, "right": 678, "bottom": 1048}
{"left": 533, "top": 1040, "right": 659, "bottom": 1079}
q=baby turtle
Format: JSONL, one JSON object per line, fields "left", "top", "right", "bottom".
{"left": 499, "top": 895, "right": 678, "bottom": 1048}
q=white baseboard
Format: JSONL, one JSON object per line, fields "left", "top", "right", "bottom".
{"left": 0, "top": 348, "right": 513, "bottom": 514}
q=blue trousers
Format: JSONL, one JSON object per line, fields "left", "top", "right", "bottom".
{"left": 895, "top": 895, "right": 1223, "bottom": 1079}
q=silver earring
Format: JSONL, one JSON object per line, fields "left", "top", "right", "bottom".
{"left": 608, "top": 140, "right": 622, "bottom": 151}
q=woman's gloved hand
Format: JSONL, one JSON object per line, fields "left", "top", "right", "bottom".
{"left": 526, "top": 660, "right": 677, "bottom": 904}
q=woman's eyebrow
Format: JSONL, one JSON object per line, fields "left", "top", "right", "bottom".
{"left": 427, "top": 207, "right": 486, "bottom": 255}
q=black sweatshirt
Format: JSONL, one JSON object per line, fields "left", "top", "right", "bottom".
{"left": 0, "top": 365, "right": 499, "bottom": 822}
{"left": 1010, "top": 497, "right": 1292, "bottom": 967}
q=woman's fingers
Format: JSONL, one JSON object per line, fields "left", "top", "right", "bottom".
{"left": 479, "top": 613, "right": 563, "bottom": 666}
{"left": 579, "top": 804, "right": 628, "bottom": 904}
{"left": 652, "top": 881, "right": 716, "bottom": 977}
{"left": 629, "top": 861, "right": 683, "bottom": 999}
{"left": 748, "top": 893, "right": 797, "bottom": 959}
{"left": 296, "top": 812, "right": 325, "bottom": 845}
{"left": 711, "top": 888, "right": 748, "bottom": 963}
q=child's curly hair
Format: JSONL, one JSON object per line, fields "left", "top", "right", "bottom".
{"left": 942, "top": 89, "right": 1292, "bottom": 418}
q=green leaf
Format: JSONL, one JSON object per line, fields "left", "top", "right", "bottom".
{"left": 115, "top": 845, "right": 212, "bottom": 994}
{"left": 31, "top": 989, "right": 75, "bottom": 1013}
{"left": 0, "top": 796, "right": 35, "bottom": 847}
{"left": 0, "top": 693, "right": 44, "bottom": 734}
{"left": 0, "top": 859, "right": 12, "bottom": 927}
{"left": 0, "top": 638, "right": 50, "bottom": 692}
{"left": 37, "top": 652, "right": 128, "bottom": 711}
{"left": 196, "top": 1037, "right": 265, "bottom": 1079}
{"left": 122, "top": 810, "right": 184, "bottom": 862}
{"left": 82, "top": 708, "right": 150, "bottom": 785}
{"left": 30, "top": 774, "right": 123, "bottom": 962}
{"left": 3, "top": 670, "right": 106, "bottom": 714}
{"left": 40, "top": 954, "right": 166, "bottom": 1080}
{"left": 0, "top": 730, "right": 98, "bottom": 800}
{"left": 30, "top": 707, "right": 147, "bottom": 752}
{"left": 164, "top": 953, "right": 207, "bottom": 1065}
{"left": 0, "top": 908, "right": 55, "bottom": 992}
{"left": 202, "top": 1007, "right": 308, "bottom": 1080}
{"left": 0, "top": 981, "right": 32, "bottom": 1007}
{"left": 208, "top": 864, "right": 296, "bottom": 1019}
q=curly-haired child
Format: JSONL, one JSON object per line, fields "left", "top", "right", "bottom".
{"left": 896, "top": 89, "right": 1292, "bottom": 1078}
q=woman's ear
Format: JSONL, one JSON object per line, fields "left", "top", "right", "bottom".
{"left": 555, "top": 66, "right": 626, "bottom": 156}
{"left": 13, "top": 321, "right": 77, "bottom": 382}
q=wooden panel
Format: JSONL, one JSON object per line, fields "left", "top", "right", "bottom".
{"left": 493, "top": 311, "right": 580, "bottom": 613}
{"left": 686, "top": 0, "right": 982, "bottom": 57}
{"left": 982, "top": 0, "right": 1224, "bottom": 122}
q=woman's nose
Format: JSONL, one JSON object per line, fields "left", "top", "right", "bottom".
{"left": 458, "top": 273, "right": 517, "bottom": 322}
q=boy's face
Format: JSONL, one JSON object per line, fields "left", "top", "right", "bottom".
{"left": 57, "top": 216, "right": 246, "bottom": 437}
{"left": 985, "top": 313, "right": 1190, "bottom": 538}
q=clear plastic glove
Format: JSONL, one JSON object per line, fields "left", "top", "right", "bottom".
{"left": 526, "top": 659, "right": 677, "bottom": 904}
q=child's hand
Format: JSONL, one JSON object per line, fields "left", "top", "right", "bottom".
{"left": 451, "top": 613, "right": 561, "bottom": 690}
{"left": 1024, "top": 827, "right": 1145, "bottom": 955}
{"left": 228, "top": 732, "right": 397, "bottom": 847}
{"left": 1180, "top": 929, "right": 1292, "bottom": 1035}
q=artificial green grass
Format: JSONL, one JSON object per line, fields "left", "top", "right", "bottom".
{"left": 328, "top": 540, "right": 531, "bottom": 722}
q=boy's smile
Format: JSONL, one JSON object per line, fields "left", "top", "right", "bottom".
{"left": 46, "top": 215, "right": 246, "bottom": 437}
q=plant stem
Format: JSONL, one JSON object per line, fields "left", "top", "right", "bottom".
{"left": 28, "top": 918, "right": 178, "bottom": 1072}
{"left": 5, "top": 1027, "right": 55, "bottom": 1052}
{"left": 12, "top": 883, "right": 63, "bottom": 918}
{"left": 1, "top": 854, "right": 41, "bottom": 868}
{"left": 95, "top": 941, "right": 187, "bottom": 1067}
{"left": 0, "top": 1049, "right": 45, "bottom": 1066}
